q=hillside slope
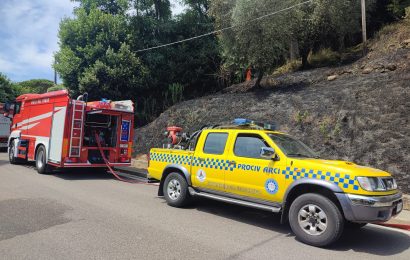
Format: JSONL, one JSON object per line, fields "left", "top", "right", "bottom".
{"left": 134, "top": 20, "right": 410, "bottom": 192}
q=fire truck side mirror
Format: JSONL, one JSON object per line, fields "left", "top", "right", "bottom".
{"left": 3, "top": 102, "right": 14, "bottom": 118}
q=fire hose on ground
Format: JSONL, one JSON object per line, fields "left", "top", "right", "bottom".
{"left": 94, "top": 132, "right": 157, "bottom": 185}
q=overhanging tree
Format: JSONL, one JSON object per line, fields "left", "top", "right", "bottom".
{"left": 54, "top": 3, "right": 147, "bottom": 100}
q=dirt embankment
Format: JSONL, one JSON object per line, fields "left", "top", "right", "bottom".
{"left": 134, "top": 20, "right": 410, "bottom": 192}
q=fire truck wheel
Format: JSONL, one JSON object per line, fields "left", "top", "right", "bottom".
{"left": 9, "top": 142, "right": 18, "bottom": 164}
{"left": 289, "top": 193, "right": 344, "bottom": 247}
{"left": 35, "top": 146, "right": 51, "bottom": 174}
{"left": 163, "top": 172, "right": 191, "bottom": 207}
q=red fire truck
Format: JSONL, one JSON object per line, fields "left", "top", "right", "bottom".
{"left": 3, "top": 90, "right": 134, "bottom": 174}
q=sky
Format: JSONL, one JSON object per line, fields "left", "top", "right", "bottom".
{"left": 0, "top": 0, "right": 185, "bottom": 83}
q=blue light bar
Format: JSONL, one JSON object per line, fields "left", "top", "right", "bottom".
{"left": 233, "top": 118, "right": 276, "bottom": 131}
{"left": 233, "top": 118, "right": 252, "bottom": 125}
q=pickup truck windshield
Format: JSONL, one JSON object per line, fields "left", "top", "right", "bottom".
{"left": 268, "top": 133, "right": 319, "bottom": 159}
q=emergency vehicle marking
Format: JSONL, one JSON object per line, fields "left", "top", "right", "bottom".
{"left": 15, "top": 107, "right": 65, "bottom": 129}
{"left": 282, "top": 167, "right": 360, "bottom": 191}
{"left": 265, "top": 179, "right": 279, "bottom": 194}
{"left": 196, "top": 169, "right": 206, "bottom": 182}
{"left": 150, "top": 153, "right": 192, "bottom": 166}
{"left": 225, "top": 184, "right": 260, "bottom": 195}
{"left": 30, "top": 98, "right": 50, "bottom": 105}
{"left": 151, "top": 151, "right": 362, "bottom": 190}
{"left": 24, "top": 122, "right": 40, "bottom": 130}
{"left": 16, "top": 111, "right": 53, "bottom": 128}
{"left": 236, "top": 164, "right": 260, "bottom": 172}
{"left": 192, "top": 157, "right": 236, "bottom": 171}
{"left": 263, "top": 167, "right": 281, "bottom": 174}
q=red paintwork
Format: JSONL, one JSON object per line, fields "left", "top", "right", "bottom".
{"left": 9, "top": 90, "right": 134, "bottom": 169}
{"left": 167, "top": 126, "right": 183, "bottom": 145}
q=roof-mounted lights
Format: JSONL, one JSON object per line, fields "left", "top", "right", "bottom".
{"left": 233, "top": 118, "right": 276, "bottom": 131}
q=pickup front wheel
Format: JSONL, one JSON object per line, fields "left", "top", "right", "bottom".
{"left": 163, "top": 172, "right": 191, "bottom": 207}
{"left": 289, "top": 193, "right": 344, "bottom": 247}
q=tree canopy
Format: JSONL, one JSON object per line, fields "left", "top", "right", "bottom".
{"left": 53, "top": 0, "right": 408, "bottom": 124}
{"left": 0, "top": 73, "right": 16, "bottom": 103}
{"left": 210, "top": 0, "right": 379, "bottom": 84}
{"left": 55, "top": 0, "right": 221, "bottom": 124}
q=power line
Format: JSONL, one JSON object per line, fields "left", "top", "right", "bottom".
{"left": 135, "top": 0, "right": 314, "bottom": 53}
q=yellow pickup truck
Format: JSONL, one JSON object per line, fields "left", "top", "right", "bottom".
{"left": 148, "top": 119, "right": 403, "bottom": 247}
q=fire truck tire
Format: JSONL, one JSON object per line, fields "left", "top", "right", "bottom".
{"left": 9, "top": 141, "right": 19, "bottom": 164}
{"left": 163, "top": 172, "right": 191, "bottom": 207}
{"left": 288, "top": 193, "right": 344, "bottom": 247}
{"left": 35, "top": 146, "right": 51, "bottom": 174}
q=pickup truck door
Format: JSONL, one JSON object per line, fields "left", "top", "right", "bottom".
{"left": 225, "top": 132, "right": 287, "bottom": 204}
{"left": 191, "top": 131, "right": 231, "bottom": 193}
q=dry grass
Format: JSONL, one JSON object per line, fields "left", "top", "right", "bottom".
{"left": 308, "top": 48, "right": 341, "bottom": 67}
{"left": 272, "top": 60, "right": 301, "bottom": 76}
{"left": 371, "top": 18, "right": 410, "bottom": 54}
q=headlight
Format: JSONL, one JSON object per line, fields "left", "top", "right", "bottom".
{"left": 356, "top": 177, "right": 397, "bottom": 191}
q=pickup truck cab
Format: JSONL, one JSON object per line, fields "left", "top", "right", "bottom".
{"left": 148, "top": 120, "right": 403, "bottom": 247}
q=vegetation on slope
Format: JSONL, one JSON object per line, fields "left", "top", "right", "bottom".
{"left": 134, "top": 18, "right": 410, "bottom": 192}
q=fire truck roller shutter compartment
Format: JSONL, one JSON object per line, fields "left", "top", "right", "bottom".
{"left": 83, "top": 112, "right": 119, "bottom": 164}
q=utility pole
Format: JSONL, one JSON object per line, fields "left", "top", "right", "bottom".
{"left": 54, "top": 59, "right": 57, "bottom": 84}
{"left": 361, "top": 0, "right": 367, "bottom": 55}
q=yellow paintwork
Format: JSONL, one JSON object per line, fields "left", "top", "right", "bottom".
{"left": 148, "top": 129, "right": 399, "bottom": 203}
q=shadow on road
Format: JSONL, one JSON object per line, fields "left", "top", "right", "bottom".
{"left": 53, "top": 168, "right": 114, "bottom": 181}
{"left": 331, "top": 225, "right": 410, "bottom": 255}
{"left": 1, "top": 159, "right": 115, "bottom": 181}
{"left": 192, "top": 198, "right": 290, "bottom": 234}
{"left": 0, "top": 160, "right": 9, "bottom": 166}
{"left": 191, "top": 198, "right": 410, "bottom": 256}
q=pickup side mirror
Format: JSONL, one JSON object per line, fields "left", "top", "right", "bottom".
{"left": 260, "top": 147, "right": 278, "bottom": 160}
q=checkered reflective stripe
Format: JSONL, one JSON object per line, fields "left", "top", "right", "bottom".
{"left": 150, "top": 152, "right": 192, "bottom": 166}
{"left": 282, "top": 167, "right": 359, "bottom": 191}
{"left": 191, "top": 157, "right": 236, "bottom": 171}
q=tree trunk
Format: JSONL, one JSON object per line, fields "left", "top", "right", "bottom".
{"left": 301, "top": 50, "right": 309, "bottom": 69}
{"left": 254, "top": 70, "right": 264, "bottom": 89}
{"left": 289, "top": 40, "right": 299, "bottom": 61}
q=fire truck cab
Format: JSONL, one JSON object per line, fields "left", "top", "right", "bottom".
{"left": 4, "top": 90, "right": 134, "bottom": 174}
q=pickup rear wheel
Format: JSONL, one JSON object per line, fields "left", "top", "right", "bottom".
{"left": 289, "top": 193, "right": 344, "bottom": 247}
{"left": 163, "top": 172, "right": 191, "bottom": 207}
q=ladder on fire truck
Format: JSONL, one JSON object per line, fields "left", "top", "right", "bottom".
{"left": 69, "top": 100, "right": 85, "bottom": 157}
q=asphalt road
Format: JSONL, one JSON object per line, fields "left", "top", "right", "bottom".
{"left": 0, "top": 153, "right": 409, "bottom": 260}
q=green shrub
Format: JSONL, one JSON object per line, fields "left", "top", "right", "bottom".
{"left": 308, "top": 49, "right": 341, "bottom": 67}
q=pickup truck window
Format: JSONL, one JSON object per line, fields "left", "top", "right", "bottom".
{"left": 234, "top": 134, "right": 269, "bottom": 159}
{"left": 203, "top": 133, "right": 228, "bottom": 155}
{"left": 269, "top": 133, "right": 318, "bottom": 159}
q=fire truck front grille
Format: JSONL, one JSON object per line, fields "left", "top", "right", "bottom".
{"left": 88, "top": 150, "right": 110, "bottom": 164}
